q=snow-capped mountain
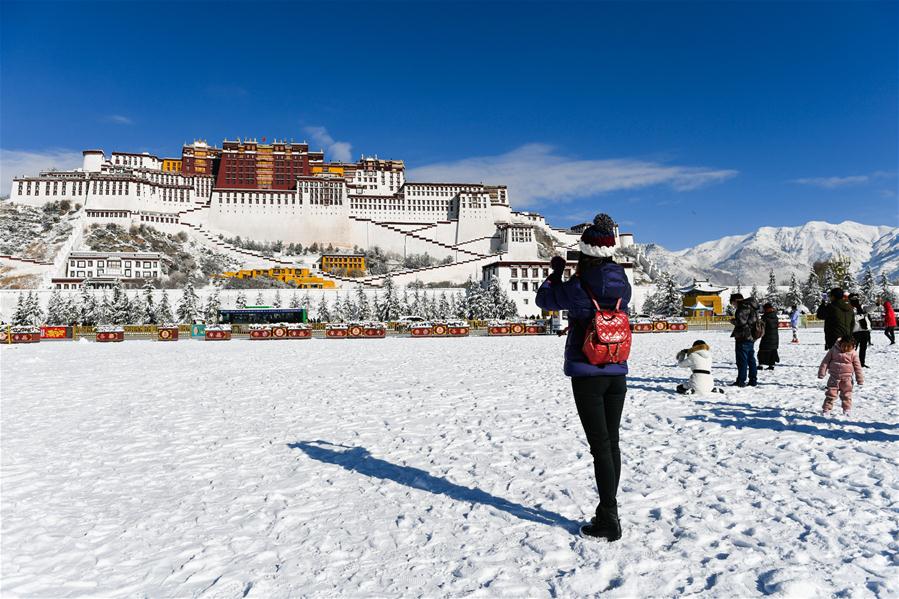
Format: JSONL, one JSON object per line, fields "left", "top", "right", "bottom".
{"left": 642, "top": 220, "right": 898, "bottom": 284}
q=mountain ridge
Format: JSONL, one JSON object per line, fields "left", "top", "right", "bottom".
{"left": 640, "top": 220, "right": 898, "bottom": 285}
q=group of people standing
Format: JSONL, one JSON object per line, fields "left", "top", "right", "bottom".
{"left": 536, "top": 213, "right": 895, "bottom": 543}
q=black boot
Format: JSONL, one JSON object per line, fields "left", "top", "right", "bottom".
{"left": 580, "top": 505, "right": 621, "bottom": 541}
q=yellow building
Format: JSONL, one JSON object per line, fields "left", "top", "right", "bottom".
{"left": 217, "top": 267, "right": 336, "bottom": 289}
{"left": 680, "top": 279, "right": 729, "bottom": 315}
{"left": 320, "top": 254, "right": 366, "bottom": 275}
{"left": 312, "top": 165, "right": 346, "bottom": 177}
{"left": 162, "top": 158, "right": 182, "bottom": 173}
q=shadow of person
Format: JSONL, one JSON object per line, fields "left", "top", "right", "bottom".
{"left": 288, "top": 440, "right": 580, "bottom": 531}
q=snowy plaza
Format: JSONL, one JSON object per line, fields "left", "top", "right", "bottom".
{"left": 1, "top": 330, "right": 896, "bottom": 598}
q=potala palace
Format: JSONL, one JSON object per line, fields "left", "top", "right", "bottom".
{"left": 8, "top": 138, "right": 645, "bottom": 298}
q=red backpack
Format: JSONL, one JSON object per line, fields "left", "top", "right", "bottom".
{"left": 582, "top": 284, "right": 632, "bottom": 365}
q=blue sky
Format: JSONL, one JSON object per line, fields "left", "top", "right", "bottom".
{"left": 1, "top": 1, "right": 896, "bottom": 249}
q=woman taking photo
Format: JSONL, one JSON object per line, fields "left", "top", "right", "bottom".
{"left": 536, "top": 213, "right": 632, "bottom": 541}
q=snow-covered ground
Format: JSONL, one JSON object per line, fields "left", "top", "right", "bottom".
{"left": 2, "top": 330, "right": 897, "bottom": 598}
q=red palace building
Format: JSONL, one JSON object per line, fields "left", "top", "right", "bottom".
{"left": 213, "top": 139, "right": 324, "bottom": 190}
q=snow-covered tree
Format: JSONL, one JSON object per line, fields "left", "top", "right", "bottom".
{"left": 437, "top": 292, "right": 451, "bottom": 319}
{"left": 355, "top": 286, "right": 371, "bottom": 320}
{"left": 879, "top": 272, "right": 896, "bottom": 303}
{"left": 177, "top": 282, "right": 200, "bottom": 323}
{"left": 204, "top": 288, "right": 221, "bottom": 323}
{"left": 784, "top": 273, "right": 803, "bottom": 309}
{"left": 127, "top": 292, "right": 144, "bottom": 324}
{"left": 644, "top": 271, "right": 682, "bottom": 316}
{"left": 378, "top": 277, "right": 402, "bottom": 321}
{"left": 63, "top": 293, "right": 80, "bottom": 325}
{"left": 749, "top": 285, "right": 760, "bottom": 301}
{"left": 45, "top": 288, "right": 66, "bottom": 325}
{"left": 98, "top": 291, "right": 112, "bottom": 325}
{"left": 765, "top": 269, "right": 782, "bottom": 308}
{"left": 801, "top": 270, "right": 820, "bottom": 311}
{"left": 735, "top": 277, "right": 743, "bottom": 295}
{"left": 859, "top": 267, "right": 877, "bottom": 307}
{"left": 272, "top": 289, "right": 282, "bottom": 308}
{"left": 289, "top": 292, "right": 301, "bottom": 309}
{"left": 108, "top": 281, "right": 131, "bottom": 325}
{"left": 235, "top": 290, "right": 247, "bottom": 309}
{"left": 400, "top": 288, "right": 411, "bottom": 315}
{"left": 342, "top": 293, "right": 356, "bottom": 321}
{"left": 331, "top": 293, "right": 346, "bottom": 322}
{"left": 79, "top": 287, "right": 99, "bottom": 326}
{"left": 820, "top": 261, "right": 837, "bottom": 293}
{"left": 156, "top": 289, "right": 174, "bottom": 323}
{"left": 301, "top": 290, "right": 311, "bottom": 312}
{"left": 141, "top": 282, "right": 156, "bottom": 324}
{"left": 254, "top": 291, "right": 265, "bottom": 306}
{"left": 316, "top": 294, "right": 331, "bottom": 322}
{"left": 11, "top": 293, "right": 27, "bottom": 325}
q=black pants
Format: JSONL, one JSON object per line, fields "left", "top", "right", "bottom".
{"left": 885, "top": 327, "right": 896, "bottom": 344}
{"left": 571, "top": 375, "right": 627, "bottom": 517}
{"left": 853, "top": 331, "right": 870, "bottom": 366}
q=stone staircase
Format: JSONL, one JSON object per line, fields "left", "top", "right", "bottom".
{"left": 349, "top": 216, "right": 487, "bottom": 259}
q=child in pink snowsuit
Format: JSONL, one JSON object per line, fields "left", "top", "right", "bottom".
{"left": 817, "top": 336, "right": 864, "bottom": 415}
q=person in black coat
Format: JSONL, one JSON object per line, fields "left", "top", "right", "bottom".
{"left": 848, "top": 293, "right": 871, "bottom": 367}
{"left": 757, "top": 303, "right": 780, "bottom": 370}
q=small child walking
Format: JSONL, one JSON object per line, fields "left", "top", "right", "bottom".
{"left": 817, "top": 336, "right": 864, "bottom": 416}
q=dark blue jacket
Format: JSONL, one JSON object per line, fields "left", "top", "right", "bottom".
{"left": 535, "top": 261, "right": 632, "bottom": 377}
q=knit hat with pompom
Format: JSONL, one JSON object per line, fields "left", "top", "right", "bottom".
{"left": 579, "top": 213, "right": 617, "bottom": 257}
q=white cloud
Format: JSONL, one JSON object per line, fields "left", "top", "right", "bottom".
{"left": 791, "top": 171, "right": 894, "bottom": 189}
{"left": 304, "top": 126, "right": 352, "bottom": 163}
{"left": 0, "top": 149, "right": 83, "bottom": 198}
{"left": 407, "top": 144, "right": 737, "bottom": 208}
{"left": 104, "top": 114, "right": 133, "bottom": 125}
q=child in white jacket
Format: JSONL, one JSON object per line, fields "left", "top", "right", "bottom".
{"left": 676, "top": 340, "right": 725, "bottom": 395}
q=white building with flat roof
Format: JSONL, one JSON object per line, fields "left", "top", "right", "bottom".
{"left": 52, "top": 251, "right": 163, "bottom": 289}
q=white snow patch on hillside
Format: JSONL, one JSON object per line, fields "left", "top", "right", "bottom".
{"left": 1, "top": 331, "right": 897, "bottom": 597}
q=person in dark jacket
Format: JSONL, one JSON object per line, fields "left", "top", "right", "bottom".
{"left": 757, "top": 303, "right": 780, "bottom": 370}
{"left": 848, "top": 294, "right": 871, "bottom": 367}
{"left": 535, "top": 213, "right": 631, "bottom": 542}
{"left": 816, "top": 288, "right": 855, "bottom": 349}
{"left": 729, "top": 293, "right": 759, "bottom": 386}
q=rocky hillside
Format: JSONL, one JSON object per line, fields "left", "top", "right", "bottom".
{"left": 0, "top": 200, "right": 80, "bottom": 261}
{"left": 84, "top": 223, "right": 240, "bottom": 288}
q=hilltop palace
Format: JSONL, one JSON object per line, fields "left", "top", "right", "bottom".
{"left": 9, "top": 138, "right": 639, "bottom": 308}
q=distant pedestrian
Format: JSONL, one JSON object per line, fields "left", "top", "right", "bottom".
{"left": 817, "top": 336, "right": 864, "bottom": 416}
{"left": 789, "top": 305, "right": 801, "bottom": 344}
{"left": 816, "top": 288, "right": 855, "bottom": 350}
{"left": 879, "top": 298, "right": 896, "bottom": 345}
{"left": 757, "top": 303, "right": 780, "bottom": 370}
{"left": 729, "top": 293, "right": 760, "bottom": 387}
{"left": 848, "top": 294, "right": 871, "bottom": 368}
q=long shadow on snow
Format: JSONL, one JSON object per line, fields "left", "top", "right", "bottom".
{"left": 693, "top": 400, "right": 899, "bottom": 431}
{"left": 685, "top": 405, "right": 899, "bottom": 442}
{"left": 289, "top": 440, "right": 580, "bottom": 531}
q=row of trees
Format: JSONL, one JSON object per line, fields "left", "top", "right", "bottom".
{"left": 8, "top": 275, "right": 518, "bottom": 326}
{"left": 643, "top": 261, "right": 896, "bottom": 316}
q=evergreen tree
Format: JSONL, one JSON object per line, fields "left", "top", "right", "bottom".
{"left": 801, "top": 270, "right": 820, "bottom": 312}
{"left": 204, "top": 288, "right": 221, "bottom": 323}
{"left": 156, "top": 289, "right": 174, "bottom": 323}
{"left": 438, "top": 292, "right": 451, "bottom": 319}
{"left": 409, "top": 288, "right": 422, "bottom": 317}
{"left": 765, "top": 269, "right": 782, "bottom": 308}
{"left": 301, "top": 290, "right": 311, "bottom": 312}
{"left": 98, "top": 291, "right": 112, "bottom": 325}
{"left": 63, "top": 293, "right": 80, "bottom": 325}
{"left": 355, "top": 286, "right": 371, "bottom": 320}
{"left": 820, "top": 261, "right": 837, "bottom": 293}
{"left": 316, "top": 294, "right": 331, "bottom": 322}
{"left": 331, "top": 293, "right": 346, "bottom": 322}
{"left": 254, "top": 291, "right": 265, "bottom": 306}
{"left": 79, "top": 287, "right": 99, "bottom": 326}
{"left": 128, "top": 292, "right": 144, "bottom": 324}
{"left": 784, "top": 273, "right": 803, "bottom": 309}
{"left": 379, "top": 276, "right": 402, "bottom": 321}
{"left": 289, "top": 291, "right": 301, "bottom": 309}
{"left": 879, "top": 272, "right": 896, "bottom": 303}
{"left": 141, "top": 282, "right": 157, "bottom": 324}
{"left": 11, "top": 293, "right": 27, "bottom": 325}
{"left": 661, "top": 274, "right": 684, "bottom": 316}
{"left": 235, "top": 290, "right": 248, "bottom": 309}
{"left": 45, "top": 288, "right": 66, "bottom": 325}
{"left": 273, "top": 289, "right": 282, "bottom": 308}
{"left": 342, "top": 293, "right": 357, "bottom": 321}
{"left": 749, "top": 285, "right": 760, "bottom": 301}
{"left": 109, "top": 281, "right": 131, "bottom": 324}
{"left": 735, "top": 277, "right": 743, "bottom": 295}
{"left": 860, "top": 267, "right": 877, "bottom": 307}
{"left": 177, "top": 282, "right": 200, "bottom": 323}
{"left": 400, "top": 287, "right": 411, "bottom": 316}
